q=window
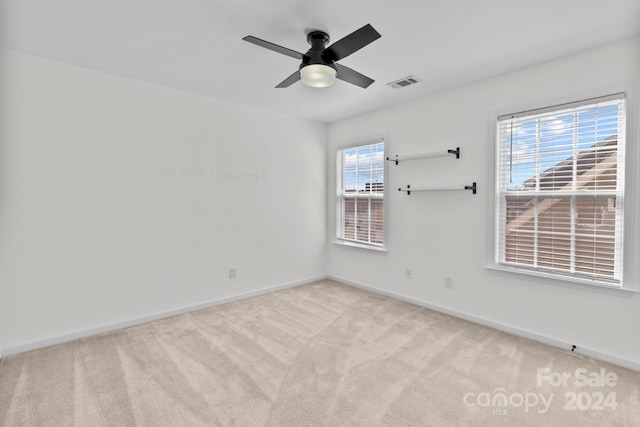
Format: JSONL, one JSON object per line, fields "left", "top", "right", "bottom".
{"left": 336, "top": 139, "right": 385, "bottom": 248}
{"left": 495, "top": 93, "right": 626, "bottom": 286}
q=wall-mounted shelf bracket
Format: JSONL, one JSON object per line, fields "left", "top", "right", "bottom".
{"left": 386, "top": 147, "right": 460, "bottom": 165}
{"left": 465, "top": 182, "right": 477, "bottom": 194}
{"left": 398, "top": 182, "right": 477, "bottom": 195}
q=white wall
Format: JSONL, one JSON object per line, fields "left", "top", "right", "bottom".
{"left": 0, "top": 50, "right": 327, "bottom": 354}
{"left": 327, "top": 36, "right": 640, "bottom": 368}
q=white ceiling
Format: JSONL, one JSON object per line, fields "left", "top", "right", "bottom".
{"left": 2, "top": 0, "right": 639, "bottom": 123}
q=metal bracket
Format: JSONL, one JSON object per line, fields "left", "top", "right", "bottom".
{"left": 464, "top": 182, "right": 477, "bottom": 194}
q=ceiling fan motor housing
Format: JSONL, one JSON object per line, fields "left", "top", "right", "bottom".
{"left": 300, "top": 31, "right": 336, "bottom": 71}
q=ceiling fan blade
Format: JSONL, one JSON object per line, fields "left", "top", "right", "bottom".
{"left": 275, "top": 70, "right": 301, "bottom": 88}
{"left": 335, "top": 63, "right": 374, "bottom": 88}
{"left": 242, "top": 35, "right": 304, "bottom": 60}
{"left": 323, "top": 24, "right": 381, "bottom": 62}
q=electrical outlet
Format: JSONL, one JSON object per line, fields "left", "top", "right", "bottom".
{"left": 444, "top": 276, "right": 453, "bottom": 289}
{"left": 405, "top": 268, "right": 413, "bottom": 279}
{"left": 229, "top": 267, "right": 237, "bottom": 279}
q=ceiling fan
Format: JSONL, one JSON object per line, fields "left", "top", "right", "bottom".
{"left": 242, "top": 24, "right": 381, "bottom": 89}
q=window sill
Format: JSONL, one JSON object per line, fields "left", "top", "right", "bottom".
{"left": 486, "top": 264, "right": 638, "bottom": 297}
{"left": 332, "top": 240, "right": 388, "bottom": 253}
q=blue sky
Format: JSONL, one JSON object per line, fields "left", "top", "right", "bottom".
{"left": 342, "top": 142, "right": 384, "bottom": 191}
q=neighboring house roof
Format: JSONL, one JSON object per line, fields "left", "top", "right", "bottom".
{"left": 522, "top": 135, "right": 618, "bottom": 190}
{"left": 507, "top": 135, "right": 618, "bottom": 231}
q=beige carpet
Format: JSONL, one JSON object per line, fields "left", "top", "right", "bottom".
{"left": 1, "top": 279, "right": 639, "bottom": 426}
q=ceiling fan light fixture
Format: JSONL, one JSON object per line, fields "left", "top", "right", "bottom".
{"left": 300, "top": 64, "right": 336, "bottom": 88}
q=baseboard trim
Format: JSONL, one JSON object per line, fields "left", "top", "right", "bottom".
{"left": 1, "top": 275, "right": 327, "bottom": 358}
{"left": 329, "top": 275, "right": 640, "bottom": 372}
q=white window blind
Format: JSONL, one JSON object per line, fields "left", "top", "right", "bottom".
{"left": 495, "top": 93, "right": 626, "bottom": 285}
{"left": 337, "top": 140, "right": 385, "bottom": 247}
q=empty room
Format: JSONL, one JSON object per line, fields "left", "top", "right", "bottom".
{"left": 1, "top": 1, "right": 640, "bottom": 425}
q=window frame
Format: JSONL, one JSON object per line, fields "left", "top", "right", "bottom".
{"left": 487, "top": 85, "right": 638, "bottom": 294}
{"left": 334, "top": 137, "right": 387, "bottom": 252}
